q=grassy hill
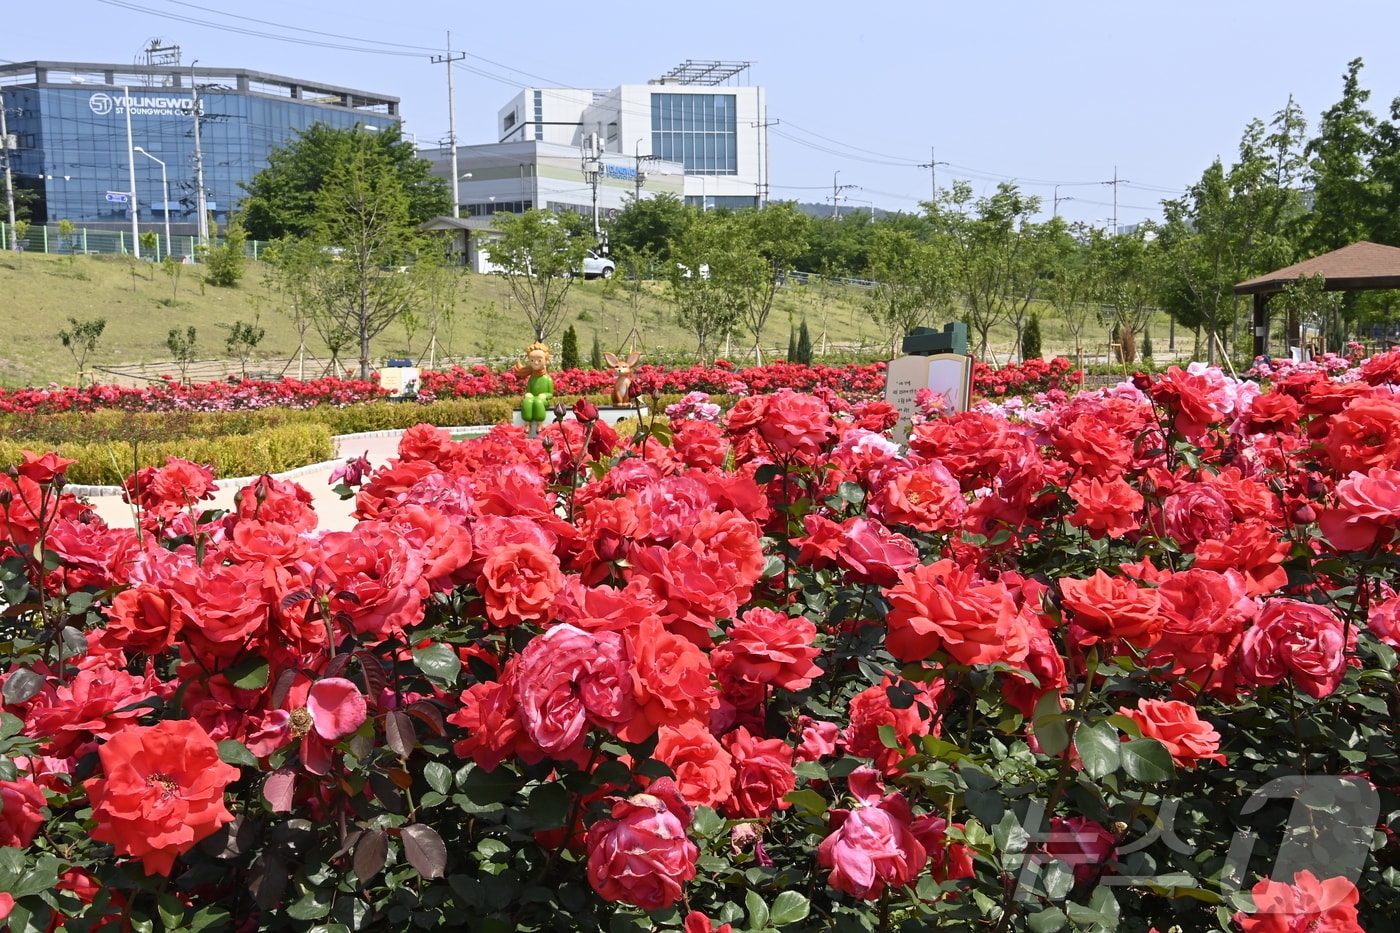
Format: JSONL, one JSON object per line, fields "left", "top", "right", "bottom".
{"left": 0, "top": 250, "right": 1147, "bottom": 388}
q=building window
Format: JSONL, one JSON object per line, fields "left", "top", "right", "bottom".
{"left": 533, "top": 91, "right": 543, "bottom": 141}
{"left": 503, "top": 110, "right": 516, "bottom": 131}
{"left": 651, "top": 93, "right": 736, "bottom": 175}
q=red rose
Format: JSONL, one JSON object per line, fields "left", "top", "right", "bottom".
{"left": 868, "top": 459, "right": 967, "bottom": 532}
{"left": 1240, "top": 599, "right": 1353, "bottom": 699}
{"left": 843, "top": 676, "right": 942, "bottom": 774}
{"left": 0, "top": 778, "right": 47, "bottom": 847}
{"left": 16, "top": 449, "right": 79, "bottom": 484}
{"left": 1324, "top": 397, "right": 1400, "bottom": 476}
{"left": 479, "top": 541, "right": 564, "bottom": 627}
{"left": 652, "top": 721, "right": 734, "bottom": 810}
{"left": 1045, "top": 816, "right": 1116, "bottom": 889}
{"left": 1067, "top": 475, "right": 1144, "bottom": 539}
{"left": 1058, "top": 570, "right": 1162, "bottom": 649}
{"left": 884, "top": 559, "right": 1019, "bottom": 666}
{"left": 317, "top": 525, "right": 428, "bottom": 642}
{"left": 621, "top": 617, "right": 718, "bottom": 742}
{"left": 1146, "top": 568, "right": 1255, "bottom": 688}
{"left": 817, "top": 768, "right": 927, "bottom": 899}
{"left": 1118, "top": 698, "right": 1225, "bottom": 768}
{"left": 84, "top": 719, "right": 239, "bottom": 876}
{"left": 722, "top": 726, "right": 795, "bottom": 819}
{"left": 710, "top": 607, "right": 822, "bottom": 693}
{"left": 1233, "top": 870, "right": 1363, "bottom": 933}
{"left": 586, "top": 778, "right": 698, "bottom": 911}
{"left": 755, "top": 388, "right": 836, "bottom": 463}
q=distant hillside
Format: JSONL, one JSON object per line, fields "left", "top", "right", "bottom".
{"left": 792, "top": 201, "right": 897, "bottom": 220}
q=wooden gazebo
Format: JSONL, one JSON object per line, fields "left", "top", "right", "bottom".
{"left": 1234, "top": 241, "right": 1400, "bottom": 358}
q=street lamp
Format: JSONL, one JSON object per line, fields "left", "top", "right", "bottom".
{"left": 1052, "top": 185, "right": 1076, "bottom": 218}
{"left": 132, "top": 147, "right": 170, "bottom": 261}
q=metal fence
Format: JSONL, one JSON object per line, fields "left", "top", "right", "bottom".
{"left": 0, "top": 222, "right": 270, "bottom": 263}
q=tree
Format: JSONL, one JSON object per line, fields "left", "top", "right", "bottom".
{"left": 202, "top": 222, "right": 247, "bottom": 287}
{"left": 161, "top": 255, "right": 183, "bottom": 303}
{"left": 590, "top": 333, "right": 604, "bottom": 370}
{"left": 57, "top": 219, "right": 76, "bottom": 254}
{"left": 1041, "top": 223, "right": 1099, "bottom": 363}
{"left": 1091, "top": 228, "right": 1160, "bottom": 364}
{"left": 486, "top": 209, "right": 588, "bottom": 342}
{"left": 302, "top": 138, "right": 436, "bottom": 380}
{"left": 560, "top": 325, "right": 580, "bottom": 372}
{"left": 666, "top": 212, "right": 743, "bottom": 363}
{"left": 795, "top": 318, "right": 813, "bottom": 365}
{"left": 731, "top": 202, "right": 811, "bottom": 363}
{"left": 1298, "top": 58, "right": 1378, "bottom": 256}
{"left": 1022, "top": 312, "right": 1043, "bottom": 361}
{"left": 239, "top": 123, "right": 449, "bottom": 241}
{"left": 939, "top": 181, "right": 1042, "bottom": 360}
{"left": 166, "top": 326, "right": 198, "bottom": 383}
{"left": 606, "top": 193, "right": 688, "bottom": 264}
{"left": 864, "top": 224, "right": 954, "bottom": 357}
{"left": 57, "top": 317, "right": 105, "bottom": 385}
{"left": 223, "top": 316, "right": 265, "bottom": 378}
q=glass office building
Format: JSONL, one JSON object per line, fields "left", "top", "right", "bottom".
{"left": 0, "top": 61, "right": 397, "bottom": 228}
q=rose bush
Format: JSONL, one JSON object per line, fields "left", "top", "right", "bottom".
{"left": 1, "top": 350, "right": 1398, "bottom": 932}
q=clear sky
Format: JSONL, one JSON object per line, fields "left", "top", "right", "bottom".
{"left": 10, "top": 0, "right": 1400, "bottom": 229}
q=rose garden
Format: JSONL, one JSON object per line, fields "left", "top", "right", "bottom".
{"left": 1, "top": 347, "right": 1399, "bottom": 932}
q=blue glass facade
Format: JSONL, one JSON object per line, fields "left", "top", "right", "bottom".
{"left": 651, "top": 93, "right": 737, "bottom": 176}
{"left": 1, "top": 69, "right": 396, "bottom": 226}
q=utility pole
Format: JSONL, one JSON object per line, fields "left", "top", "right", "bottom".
{"left": 190, "top": 62, "right": 208, "bottom": 244}
{"left": 430, "top": 33, "right": 466, "bottom": 218}
{"left": 1052, "top": 184, "right": 1074, "bottom": 218}
{"left": 124, "top": 86, "right": 140, "bottom": 260}
{"left": 634, "top": 138, "right": 659, "bottom": 202}
{"left": 831, "top": 170, "right": 856, "bottom": 220}
{"left": 0, "top": 98, "right": 17, "bottom": 250}
{"left": 581, "top": 133, "right": 602, "bottom": 239}
{"left": 1102, "top": 166, "right": 1130, "bottom": 234}
{"left": 750, "top": 111, "right": 779, "bottom": 207}
{"left": 918, "top": 147, "right": 949, "bottom": 203}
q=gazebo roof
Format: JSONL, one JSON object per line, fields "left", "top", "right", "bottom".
{"left": 1234, "top": 241, "right": 1400, "bottom": 295}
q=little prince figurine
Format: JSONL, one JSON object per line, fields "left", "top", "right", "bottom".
{"left": 516, "top": 341, "right": 554, "bottom": 437}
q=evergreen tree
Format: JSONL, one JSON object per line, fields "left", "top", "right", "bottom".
{"left": 787, "top": 328, "right": 798, "bottom": 362}
{"left": 561, "top": 325, "right": 580, "bottom": 371}
{"left": 1141, "top": 327, "right": 1154, "bottom": 363}
{"left": 1021, "top": 312, "right": 1043, "bottom": 361}
{"left": 590, "top": 333, "right": 604, "bottom": 370}
{"left": 796, "top": 318, "right": 813, "bottom": 365}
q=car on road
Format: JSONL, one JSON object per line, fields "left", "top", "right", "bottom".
{"left": 576, "top": 249, "right": 615, "bottom": 280}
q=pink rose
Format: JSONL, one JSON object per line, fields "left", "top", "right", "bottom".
{"left": 586, "top": 778, "right": 698, "bottom": 910}
{"left": 817, "top": 768, "right": 927, "bottom": 899}
{"left": 514, "top": 624, "right": 637, "bottom": 755}
{"left": 836, "top": 518, "right": 920, "bottom": 587}
{"left": 722, "top": 726, "right": 795, "bottom": 819}
{"left": 0, "top": 778, "right": 47, "bottom": 847}
{"left": 1318, "top": 467, "right": 1400, "bottom": 553}
{"left": 1240, "top": 599, "right": 1354, "bottom": 699}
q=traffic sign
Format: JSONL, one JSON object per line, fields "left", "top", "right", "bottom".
{"left": 105, "top": 192, "right": 129, "bottom": 203}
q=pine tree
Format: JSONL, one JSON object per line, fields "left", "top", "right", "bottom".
{"left": 787, "top": 328, "right": 798, "bottom": 362}
{"left": 590, "top": 333, "right": 603, "bottom": 370}
{"left": 561, "top": 325, "right": 580, "bottom": 371}
{"left": 1141, "top": 327, "right": 1154, "bottom": 363}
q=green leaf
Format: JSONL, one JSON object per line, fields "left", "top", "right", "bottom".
{"left": 412, "top": 642, "right": 462, "bottom": 683}
{"left": 1025, "top": 906, "right": 1068, "bottom": 933}
{"left": 286, "top": 889, "right": 331, "bottom": 921}
{"left": 462, "top": 764, "right": 521, "bottom": 805}
{"left": 769, "top": 891, "right": 810, "bottom": 926}
{"left": 424, "top": 761, "right": 452, "bottom": 795}
{"left": 527, "top": 781, "right": 572, "bottom": 830}
{"left": 1074, "top": 720, "right": 1122, "bottom": 780}
{"left": 836, "top": 481, "right": 865, "bottom": 505}
{"left": 785, "top": 788, "right": 829, "bottom": 817}
{"left": 1120, "top": 737, "right": 1175, "bottom": 783}
{"left": 745, "top": 890, "right": 769, "bottom": 931}
{"left": 225, "top": 655, "right": 270, "bottom": 691}
{"left": 216, "top": 739, "right": 258, "bottom": 769}
{"left": 691, "top": 806, "right": 726, "bottom": 838}
{"left": 1032, "top": 690, "right": 1070, "bottom": 756}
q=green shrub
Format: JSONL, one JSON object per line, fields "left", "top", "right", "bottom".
{"left": 0, "top": 423, "right": 335, "bottom": 486}
{"left": 560, "top": 325, "right": 580, "bottom": 372}
{"left": 1022, "top": 312, "right": 1043, "bottom": 361}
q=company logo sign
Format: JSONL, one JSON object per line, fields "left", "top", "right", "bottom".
{"left": 88, "top": 92, "right": 198, "bottom": 117}
{"left": 603, "top": 164, "right": 638, "bottom": 181}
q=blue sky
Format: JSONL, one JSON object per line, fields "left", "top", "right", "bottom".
{"left": 11, "top": 0, "right": 1400, "bottom": 227}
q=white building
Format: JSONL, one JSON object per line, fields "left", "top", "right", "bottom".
{"left": 421, "top": 60, "right": 768, "bottom": 232}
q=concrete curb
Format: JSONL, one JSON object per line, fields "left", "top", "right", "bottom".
{"left": 66, "top": 425, "right": 498, "bottom": 499}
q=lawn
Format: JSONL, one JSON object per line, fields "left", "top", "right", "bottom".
{"left": 0, "top": 250, "right": 1153, "bottom": 388}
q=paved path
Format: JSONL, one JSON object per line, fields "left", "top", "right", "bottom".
{"left": 79, "top": 430, "right": 415, "bottom": 533}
